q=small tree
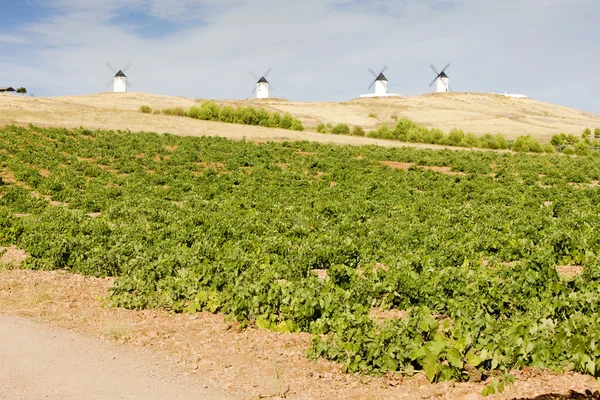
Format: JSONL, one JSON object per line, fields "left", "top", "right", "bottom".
{"left": 16, "top": 87, "right": 27, "bottom": 95}
{"left": 595, "top": 128, "right": 600, "bottom": 139}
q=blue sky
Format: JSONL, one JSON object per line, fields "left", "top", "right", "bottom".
{"left": 1, "top": 0, "right": 599, "bottom": 114}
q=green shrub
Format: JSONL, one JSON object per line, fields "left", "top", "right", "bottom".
{"left": 368, "top": 113, "right": 377, "bottom": 118}
{"left": 193, "top": 101, "right": 221, "bottom": 121}
{"left": 583, "top": 128, "right": 592, "bottom": 139}
{"left": 366, "top": 130, "right": 379, "bottom": 138}
{"left": 139, "top": 105, "right": 152, "bottom": 114}
{"left": 162, "top": 107, "right": 186, "bottom": 116}
{"left": 279, "top": 113, "right": 294, "bottom": 129}
{"left": 186, "top": 106, "right": 202, "bottom": 119}
{"left": 551, "top": 133, "right": 567, "bottom": 146}
{"left": 448, "top": 129, "right": 465, "bottom": 146}
{"left": 575, "top": 140, "right": 590, "bottom": 156}
{"left": 352, "top": 126, "right": 365, "bottom": 136}
{"left": 512, "top": 135, "right": 544, "bottom": 153}
{"left": 218, "top": 106, "right": 236, "bottom": 123}
{"left": 316, "top": 124, "right": 327, "bottom": 133}
{"left": 267, "top": 113, "right": 281, "bottom": 128}
{"left": 430, "top": 128, "right": 445, "bottom": 144}
{"left": 595, "top": 128, "right": 600, "bottom": 138}
{"left": 479, "top": 133, "right": 509, "bottom": 150}
{"left": 563, "top": 147, "right": 576, "bottom": 155}
{"left": 331, "top": 123, "right": 350, "bottom": 135}
{"left": 291, "top": 120, "right": 304, "bottom": 131}
{"left": 543, "top": 143, "right": 556, "bottom": 154}
{"left": 463, "top": 133, "right": 480, "bottom": 148}
{"left": 566, "top": 134, "right": 580, "bottom": 145}
{"left": 390, "top": 115, "right": 398, "bottom": 121}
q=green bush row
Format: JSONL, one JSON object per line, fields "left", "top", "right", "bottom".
{"left": 316, "top": 118, "right": 554, "bottom": 153}
{"left": 186, "top": 101, "right": 304, "bottom": 131}
{"left": 551, "top": 129, "right": 600, "bottom": 156}
{"left": 140, "top": 102, "right": 305, "bottom": 131}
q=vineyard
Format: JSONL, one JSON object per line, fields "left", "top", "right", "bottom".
{"left": 3, "top": 125, "right": 600, "bottom": 386}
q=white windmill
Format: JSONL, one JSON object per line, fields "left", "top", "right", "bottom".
{"left": 360, "top": 66, "right": 401, "bottom": 98}
{"left": 249, "top": 68, "right": 272, "bottom": 99}
{"left": 430, "top": 63, "right": 451, "bottom": 93}
{"left": 106, "top": 62, "right": 132, "bottom": 93}
{"left": 369, "top": 65, "right": 389, "bottom": 96}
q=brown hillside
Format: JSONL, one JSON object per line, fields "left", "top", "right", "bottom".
{"left": 1, "top": 92, "right": 598, "bottom": 144}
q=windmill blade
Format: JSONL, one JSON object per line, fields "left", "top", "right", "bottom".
{"left": 441, "top": 63, "right": 450, "bottom": 73}
{"left": 263, "top": 68, "right": 272, "bottom": 78}
{"left": 430, "top": 64, "right": 440, "bottom": 76}
{"left": 249, "top": 71, "right": 260, "bottom": 81}
{"left": 106, "top": 79, "right": 114, "bottom": 87}
{"left": 368, "top": 68, "right": 378, "bottom": 78}
{"left": 380, "top": 65, "right": 388, "bottom": 75}
{"left": 122, "top": 62, "right": 133, "bottom": 73}
{"left": 429, "top": 76, "right": 438, "bottom": 87}
{"left": 368, "top": 79, "right": 377, "bottom": 90}
{"left": 127, "top": 80, "right": 132, "bottom": 88}
{"left": 106, "top": 63, "right": 117, "bottom": 74}
{"left": 252, "top": 86, "right": 256, "bottom": 95}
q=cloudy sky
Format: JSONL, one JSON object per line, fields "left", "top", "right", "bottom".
{"left": 1, "top": 0, "right": 598, "bottom": 113}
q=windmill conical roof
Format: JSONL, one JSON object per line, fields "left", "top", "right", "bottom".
{"left": 257, "top": 76, "right": 269, "bottom": 84}
{"left": 376, "top": 72, "right": 388, "bottom": 81}
{"left": 114, "top": 70, "right": 127, "bottom": 78}
{"left": 439, "top": 71, "right": 449, "bottom": 78}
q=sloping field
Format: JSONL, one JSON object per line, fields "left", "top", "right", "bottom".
{"left": 1, "top": 92, "right": 598, "bottom": 144}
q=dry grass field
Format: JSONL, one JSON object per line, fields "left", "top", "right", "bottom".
{"left": 1, "top": 92, "right": 599, "bottom": 145}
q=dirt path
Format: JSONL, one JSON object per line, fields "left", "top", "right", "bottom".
{"left": 0, "top": 314, "right": 232, "bottom": 400}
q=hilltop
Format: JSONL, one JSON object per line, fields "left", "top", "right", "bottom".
{"left": 1, "top": 92, "right": 598, "bottom": 145}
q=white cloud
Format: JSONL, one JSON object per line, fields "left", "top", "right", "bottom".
{"left": 2, "top": 0, "right": 599, "bottom": 113}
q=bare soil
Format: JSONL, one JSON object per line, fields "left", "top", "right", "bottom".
{"left": 0, "top": 269, "right": 597, "bottom": 400}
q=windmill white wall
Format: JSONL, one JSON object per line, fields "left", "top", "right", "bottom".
{"left": 436, "top": 76, "right": 449, "bottom": 93}
{"left": 256, "top": 82, "right": 270, "bottom": 99}
{"left": 374, "top": 80, "right": 388, "bottom": 96}
{"left": 113, "top": 76, "right": 127, "bottom": 93}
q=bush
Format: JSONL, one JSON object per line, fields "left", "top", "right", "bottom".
{"left": 575, "top": 140, "right": 590, "bottom": 156}
{"left": 279, "top": 113, "right": 294, "bottom": 129}
{"left": 186, "top": 106, "right": 202, "bottom": 119}
{"left": 566, "top": 134, "right": 580, "bottom": 145}
{"left": 512, "top": 135, "right": 544, "bottom": 153}
{"left": 331, "top": 123, "right": 350, "bottom": 135}
{"left": 390, "top": 115, "right": 398, "bottom": 121}
{"left": 267, "top": 113, "right": 281, "bottom": 128}
{"left": 563, "top": 147, "right": 576, "bottom": 155}
{"left": 543, "top": 143, "right": 556, "bottom": 154}
{"left": 583, "top": 128, "right": 592, "bottom": 139}
{"left": 139, "top": 105, "right": 152, "bottom": 114}
{"left": 189, "top": 101, "right": 220, "bottom": 121}
{"left": 291, "top": 120, "right": 304, "bottom": 131}
{"left": 368, "top": 113, "right": 377, "bottom": 118}
{"left": 218, "top": 106, "right": 236, "bottom": 123}
{"left": 162, "top": 107, "right": 186, "bottom": 116}
{"left": 352, "top": 126, "right": 365, "bottom": 136}
{"left": 447, "top": 129, "right": 465, "bottom": 146}
{"left": 551, "top": 133, "right": 567, "bottom": 146}
{"left": 316, "top": 124, "right": 327, "bottom": 133}
{"left": 595, "top": 128, "right": 600, "bottom": 138}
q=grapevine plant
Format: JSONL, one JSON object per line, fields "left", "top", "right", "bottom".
{"left": 2, "top": 125, "right": 600, "bottom": 382}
